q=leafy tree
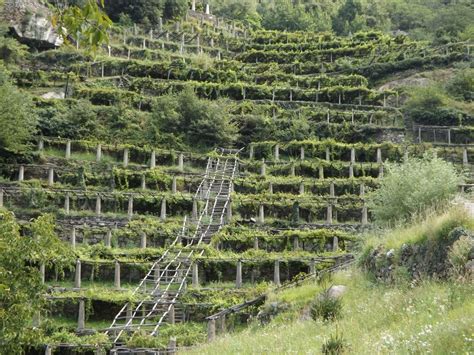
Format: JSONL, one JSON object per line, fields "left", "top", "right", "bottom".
{"left": 446, "top": 68, "right": 474, "bottom": 102}
{"left": 259, "top": 0, "right": 314, "bottom": 31}
{"left": 163, "top": 0, "right": 188, "bottom": 20}
{"left": 0, "top": 211, "right": 73, "bottom": 354}
{"left": 0, "top": 65, "right": 37, "bottom": 154}
{"left": 369, "top": 153, "right": 463, "bottom": 225}
{"left": 332, "top": 0, "right": 362, "bottom": 35}
{"left": 103, "top": 0, "right": 163, "bottom": 25}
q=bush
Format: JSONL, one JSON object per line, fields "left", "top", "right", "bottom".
{"left": 310, "top": 292, "right": 342, "bottom": 321}
{"left": 448, "top": 234, "right": 474, "bottom": 280}
{"left": 369, "top": 153, "right": 462, "bottom": 225}
{"left": 446, "top": 68, "right": 474, "bottom": 102}
{"left": 321, "top": 329, "right": 347, "bottom": 354}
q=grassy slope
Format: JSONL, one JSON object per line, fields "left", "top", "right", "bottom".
{"left": 183, "top": 270, "right": 473, "bottom": 354}
{"left": 183, "top": 208, "right": 474, "bottom": 354}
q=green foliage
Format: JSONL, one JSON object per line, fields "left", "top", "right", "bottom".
{"left": 0, "top": 210, "right": 72, "bottom": 354}
{"left": 446, "top": 68, "right": 474, "bottom": 102}
{"left": 448, "top": 234, "right": 474, "bottom": 281}
{"left": 0, "top": 65, "right": 37, "bottom": 154}
{"left": 53, "top": 0, "right": 113, "bottom": 52}
{"left": 150, "top": 87, "right": 237, "bottom": 149}
{"left": 310, "top": 292, "right": 343, "bottom": 321}
{"left": 369, "top": 153, "right": 462, "bottom": 225}
{"left": 321, "top": 329, "right": 347, "bottom": 354}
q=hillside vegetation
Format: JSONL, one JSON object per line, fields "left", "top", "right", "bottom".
{"left": 0, "top": 0, "right": 472, "bottom": 354}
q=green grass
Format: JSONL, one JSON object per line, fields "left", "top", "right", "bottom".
{"left": 183, "top": 269, "right": 473, "bottom": 354}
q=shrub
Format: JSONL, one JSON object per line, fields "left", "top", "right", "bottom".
{"left": 310, "top": 292, "right": 342, "bottom": 321}
{"left": 448, "top": 234, "right": 474, "bottom": 280}
{"left": 369, "top": 153, "right": 462, "bottom": 225}
{"left": 321, "top": 329, "right": 347, "bottom": 354}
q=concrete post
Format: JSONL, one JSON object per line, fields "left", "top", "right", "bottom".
{"left": 227, "top": 201, "right": 232, "bottom": 222}
{"left": 71, "top": 226, "right": 76, "bottom": 249}
{"left": 290, "top": 164, "right": 295, "bottom": 176}
{"left": 150, "top": 150, "right": 156, "bottom": 168}
{"left": 463, "top": 148, "right": 468, "bottom": 166}
{"left": 192, "top": 262, "right": 199, "bottom": 287}
{"left": 362, "top": 204, "right": 368, "bottom": 225}
{"left": 65, "top": 140, "right": 71, "bottom": 159}
{"left": 254, "top": 237, "right": 259, "bottom": 250}
{"left": 74, "top": 259, "right": 81, "bottom": 289}
{"left": 260, "top": 160, "right": 266, "bottom": 176}
{"left": 330, "top": 182, "right": 335, "bottom": 198}
{"left": 236, "top": 260, "right": 242, "bottom": 288}
{"left": 258, "top": 204, "right": 264, "bottom": 225}
{"left": 274, "top": 144, "right": 280, "bottom": 161}
{"left": 205, "top": 3, "right": 210, "bottom": 14}
{"left": 350, "top": 148, "right": 356, "bottom": 164}
{"left": 77, "top": 299, "right": 85, "bottom": 330}
{"left": 178, "top": 153, "right": 184, "bottom": 171}
{"left": 18, "top": 165, "right": 24, "bottom": 182}
{"left": 140, "top": 232, "right": 147, "bottom": 249}
{"left": 207, "top": 318, "right": 216, "bottom": 342}
{"left": 360, "top": 183, "right": 365, "bottom": 197}
{"left": 325, "top": 148, "right": 330, "bottom": 161}
{"left": 191, "top": 0, "right": 196, "bottom": 11}
{"left": 127, "top": 197, "right": 134, "bottom": 219}
{"left": 40, "top": 263, "right": 45, "bottom": 284}
{"left": 349, "top": 164, "right": 354, "bottom": 178}
{"left": 326, "top": 204, "right": 333, "bottom": 224}
{"left": 333, "top": 237, "right": 339, "bottom": 251}
{"left": 48, "top": 168, "right": 54, "bottom": 186}
{"left": 114, "top": 260, "right": 121, "bottom": 289}
{"left": 192, "top": 199, "right": 198, "bottom": 220}
{"left": 126, "top": 303, "right": 132, "bottom": 323}
{"left": 269, "top": 182, "right": 273, "bottom": 194}
{"left": 293, "top": 237, "right": 300, "bottom": 250}
{"left": 96, "top": 144, "right": 102, "bottom": 162}
{"left": 64, "top": 193, "right": 70, "bottom": 214}
{"left": 105, "top": 229, "right": 112, "bottom": 248}
{"left": 0, "top": 189, "right": 3, "bottom": 208}
{"left": 319, "top": 166, "right": 324, "bottom": 179}
{"left": 141, "top": 175, "right": 146, "bottom": 190}
{"left": 379, "top": 164, "right": 384, "bottom": 178}
{"left": 123, "top": 148, "right": 129, "bottom": 168}
{"left": 44, "top": 345, "right": 52, "bottom": 355}
{"left": 309, "top": 259, "right": 316, "bottom": 274}
{"left": 172, "top": 176, "right": 177, "bottom": 194}
{"left": 249, "top": 145, "right": 254, "bottom": 160}
{"left": 154, "top": 264, "right": 161, "bottom": 282}
{"left": 95, "top": 196, "right": 101, "bottom": 216}
{"left": 299, "top": 181, "right": 305, "bottom": 195}
{"left": 38, "top": 138, "right": 44, "bottom": 151}
{"left": 219, "top": 314, "right": 226, "bottom": 334}
{"left": 160, "top": 198, "right": 167, "bottom": 221}
{"left": 169, "top": 337, "right": 177, "bottom": 355}
{"left": 376, "top": 148, "right": 382, "bottom": 164}
{"left": 274, "top": 260, "right": 281, "bottom": 286}
{"left": 300, "top": 147, "right": 305, "bottom": 160}
{"left": 169, "top": 304, "right": 175, "bottom": 325}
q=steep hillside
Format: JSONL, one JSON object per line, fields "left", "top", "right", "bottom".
{"left": 0, "top": 1, "right": 472, "bottom": 354}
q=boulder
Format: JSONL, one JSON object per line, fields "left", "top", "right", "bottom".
{"left": 41, "top": 91, "right": 65, "bottom": 100}
{"left": 326, "top": 285, "right": 347, "bottom": 299}
{"left": 1, "top": 0, "right": 63, "bottom": 48}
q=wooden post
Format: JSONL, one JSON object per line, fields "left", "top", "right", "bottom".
{"left": 274, "top": 260, "right": 281, "bottom": 286}
{"left": 18, "top": 165, "right": 24, "bottom": 182}
{"left": 192, "top": 262, "right": 199, "bottom": 287}
{"left": 71, "top": 226, "right": 76, "bottom": 249}
{"left": 123, "top": 148, "right": 129, "bottom": 168}
{"left": 207, "top": 318, "right": 216, "bottom": 342}
{"left": 140, "top": 232, "right": 147, "bottom": 249}
{"left": 114, "top": 260, "right": 121, "bottom": 290}
{"left": 77, "top": 299, "right": 85, "bottom": 330}
{"left": 74, "top": 259, "right": 81, "bottom": 289}
{"left": 236, "top": 260, "right": 242, "bottom": 288}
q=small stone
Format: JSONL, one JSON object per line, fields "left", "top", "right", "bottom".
{"left": 326, "top": 285, "right": 346, "bottom": 299}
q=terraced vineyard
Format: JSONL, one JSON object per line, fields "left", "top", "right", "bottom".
{"left": 0, "top": 2, "right": 472, "bottom": 354}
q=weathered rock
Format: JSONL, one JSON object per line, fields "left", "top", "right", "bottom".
{"left": 41, "top": 91, "right": 65, "bottom": 99}
{"left": 326, "top": 285, "right": 347, "bottom": 299}
{"left": 1, "top": 0, "right": 63, "bottom": 48}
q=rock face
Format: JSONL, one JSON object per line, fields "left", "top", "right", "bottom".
{"left": 1, "top": 0, "right": 63, "bottom": 48}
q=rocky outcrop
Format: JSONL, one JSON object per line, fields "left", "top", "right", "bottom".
{"left": 1, "top": 0, "right": 63, "bottom": 48}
